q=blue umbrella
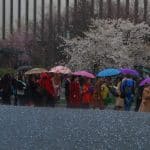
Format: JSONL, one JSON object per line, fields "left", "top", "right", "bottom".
{"left": 97, "top": 68, "right": 121, "bottom": 77}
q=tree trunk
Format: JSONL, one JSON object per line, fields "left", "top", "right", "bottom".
{"left": 134, "top": 0, "right": 139, "bottom": 24}
{"left": 91, "top": 0, "right": 94, "bottom": 17}
{"left": 25, "top": 0, "right": 29, "bottom": 33}
{"left": 65, "top": 0, "right": 69, "bottom": 38}
{"left": 33, "top": 0, "right": 37, "bottom": 36}
{"left": 10, "top": 0, "right": 13, "bottom": 34}
{"left": 18, "top": 0, "right": 21, "bottom": 31}
{"left": 117, "top": 0, "right": 120, "bottom": 19}
{"left": 107, "top": 0, "right": 112, "bottom": 18}
{"left": 2, "top": 0, "right": 6, "bottom": 39}
{"left": 57, "top": 0, "right": 61, "bottom": 34}
{"left": 48, "top": 0, "right": 55, "bottom": 66}
{"left": 125, "top": 0, "right": 129, "bottom": 19}
{"left": 99, "top": 0, "right": 103, "bottom": 19}
{"left": 143, "top": 0, "right": 148, "bottom": 22}
{"left": 41, "top": 0, "right": 45, "bottom": 41}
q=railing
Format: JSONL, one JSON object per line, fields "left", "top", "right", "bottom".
{"left": 0, "top": 0, "right": 149, "bottom": 40}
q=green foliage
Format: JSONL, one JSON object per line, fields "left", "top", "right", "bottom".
{"left": 0, "top": 68, "right": 16, "bottom": 77}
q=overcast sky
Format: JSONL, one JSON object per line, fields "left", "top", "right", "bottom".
{"left": 0, "top": 0, "right": 149, "bottom": 37}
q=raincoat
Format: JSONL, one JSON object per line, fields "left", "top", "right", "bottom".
{"left": 38, "top": 73, "right": 55, "bottom": 97}
{"left": 82, "top": 83, "right": 92, "bottom": 105}
{"left": 101, "top": 84, "right": 109, "bottom": 99}
{"left": 69, "top": 80, "right": 81, "bottom": 108}
{"left": 101, "top": 83, "right": 109, "bottom": 105}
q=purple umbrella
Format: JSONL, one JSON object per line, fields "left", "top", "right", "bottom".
{"left": 140, "top": 78, "right": 150, "bottom": 86}
{"left": 73, "top": 71, "right": 95, "bottom": 79}
{"left": 120, "top": 68, "right": 139, "bottom": 76}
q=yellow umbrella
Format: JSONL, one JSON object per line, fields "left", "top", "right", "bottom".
{"left": 25, "top": 68, "right": 48, "bottom": 75}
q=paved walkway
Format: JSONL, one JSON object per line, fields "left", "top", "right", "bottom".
{"left": 0, "top": 106, "right": 149, "bottom": 150}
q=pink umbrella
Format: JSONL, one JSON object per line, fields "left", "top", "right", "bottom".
{"left": 49, "top": 66, "right": 72, "bottom": 74}
{"left": 73, "top": 71, "right": 95, "bottom": 78}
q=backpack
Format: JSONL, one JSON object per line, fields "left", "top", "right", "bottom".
{"left": 123, "top": 79, "right": 135, "bottom": 95}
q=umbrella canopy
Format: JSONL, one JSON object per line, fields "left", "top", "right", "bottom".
{"left": 16, "top": 80, "right": 26, "bottom": 90}
{"left": 120, "top": 68, "right": 139, "bottom": 76}
{"left": 143, "top": 68, "right": 150, "bottom": 74}
{"left": 97, "top": 68, "right": 121, "bottom": 77}
{"left": 25, "top": 68, "right": 48, "bottom": 75}
{"left": 140, "top": 78, "right": 150, "bottom": 86}
{"left": 17, "top": 80, "right": 26, "bottom": 87}
{"left": 49, "top": 66, "right": 71, "bottom": 74}
{"left": 17, "top": 66, "right": 32, "bottom": 72}
{"left": 73, "top": 71, "right": 95, "bottom": 78}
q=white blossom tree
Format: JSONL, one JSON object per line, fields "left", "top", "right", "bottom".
{"left": 63, "top": 19, "right": 150, "bottom": 72}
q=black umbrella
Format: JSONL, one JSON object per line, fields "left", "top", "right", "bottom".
{"left": 17, "top": 66, "right": 32, "bottom": 72}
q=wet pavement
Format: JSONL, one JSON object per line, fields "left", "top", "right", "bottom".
{"left": 0, "top": 106, "right": 149, "bottom": 150}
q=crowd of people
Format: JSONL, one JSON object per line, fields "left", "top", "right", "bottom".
{"left": 0, "top": 72, "right": 149, "bottom": 112}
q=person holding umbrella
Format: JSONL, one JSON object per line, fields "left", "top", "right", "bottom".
{"left": 38, "top": 73, "right": 56, "bottom": 107}
{"left": 121, "top": 75, "right": 136, "bottom": 111}
{"left": 0, "top": 74, "right": 12, "bottom": 105}
{"left": 114, "top": 77, "right": 124, "bottom": 111}
{"left": 135, "top": 77, "right": 144, "bottom": 111}
{"left": 92, "top": 78, "right": 104, "bottom": 109}
{"left": 64, "top": 75, "right": 71, "bottom": 108}
{"left": 139, "top": 78, "right": 150, "bottom": 112}
{"left": 70, "top": 70, "right": 95, "bottom": 108}
{"left": 51, "top": 73, "right": 61, "bottom": 103}
{"left": 101, "top": 79, "right": 110, "bottom": 106}
{"left": 26, "top": 75, "right": 38, "bottom": 106}
{"left": 81, "top": 78, "right": 93, "bottom": 108}
{"left": 69, "top": 76, "right": 81, "bottom": 108}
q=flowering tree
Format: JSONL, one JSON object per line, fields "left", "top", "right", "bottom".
{"left": 63, "top": 19, "right": 150, "bottom": 72}
{"left": 0, "top": 31, "right": 33, "bottom": 67}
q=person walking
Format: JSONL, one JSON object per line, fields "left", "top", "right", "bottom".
{"left": 135, "top": 78, "right": 144, "bottom": 111}
{"left": 139, "top": 84, "right": 150, "bottom": 112}
{"left": 26, "top": 75, "right": 38, "bottom": 106}
{"left": 121, "top": 75, "right": 136, "bottom": 111}
{"left": 51, "top": 73, "right": 61, "bottom": 103}
{"left": 64, "top": 75, "right": 71, "bottom": 107}
{"left": 0, "top": 74, "right": 12, "bottom": 105}
{"left": 69, "top": 76, "right": 81, "bottom": 108}
{"left": 38, "top": 73, "right": 56, "bottom": 107}
{"left": 82, "top": 78, "right": 93, "bottom": 108}
{"left": 11, "top": 77, "right": 18, "bottom": 106}
{"left": 101, "top": 80, "right": 109, "bottom": 107}
{"left": 92, "top": 79, "right": 104, "bottom": 109}
{"left": 115, "top": 77, "right": 124, "bottom": 110}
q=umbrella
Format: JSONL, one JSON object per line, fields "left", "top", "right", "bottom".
{"left": 49, "top": 66, "right": 71, "bottom": 74}
{"left": 16, "top": 80, "right": 26, "bottom": 90}
{"left": 140, "top": 78, "right": 150, "bottom": 86}
{"left": 17, "top": 80, "right": 26, "bottom": 87}
{"left": 25, "top": 68, "right": 48, "bottom": 75}
{"left": 120, "top": 68, "right": 139, "bottom": 76}
{"left": 17, "top": 65, "right": 32, "bottom": 72}
{"left": 73, "top": 71, "right": 95, "bottom": 78}
{"left": 143, "top": 68, "right": 150, "bottom": 74}
{"left": 97, "top": 68, "right": 121, "bottom": 77}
